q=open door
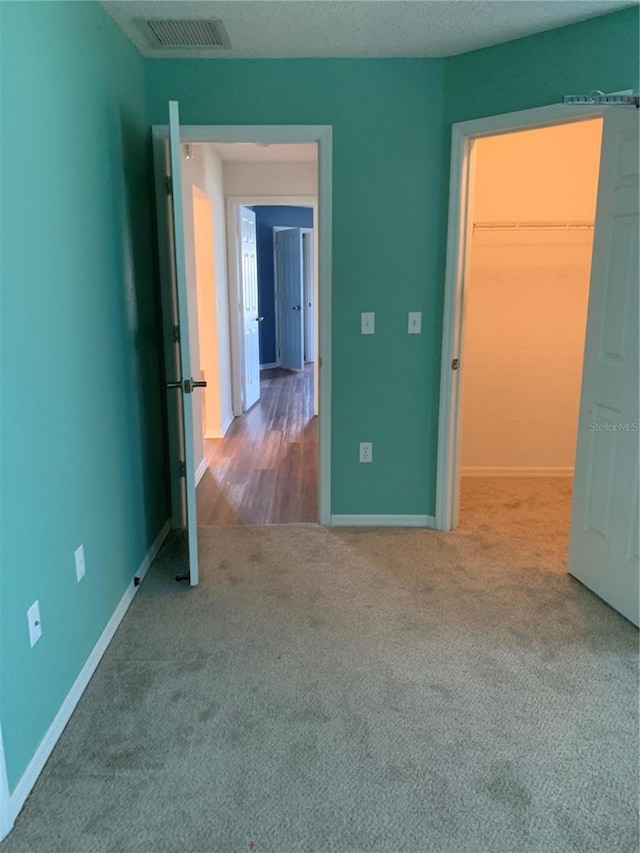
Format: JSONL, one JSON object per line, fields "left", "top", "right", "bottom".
{"left": 302, "top": 230, "right": 314, "bottom": 363}
{"left": 163, "top": 100, "right": 206, "bottom": 587}
{"left": 276, "top": 227, "right": 304, "bottom": 370}
{"left": 237, "top": 206, "right": 261, "bottom": 410}
{"left": 568, "top": 106, "right": 639, "bottom": 624}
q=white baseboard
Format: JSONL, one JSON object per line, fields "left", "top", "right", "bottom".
{"left": 330, "top": 514, "right": 437, "bottom": 528}
{"left": 204, "top": 411, "right": 234, "bottom": 440}
{"left": 195, "top": 457, "right": 208, "bottom": 485}
{"left": 0, "top": 723, "right": 10, "bottom": 842}
{"left": 461, "top": 466, "right": 574, "bottom": 477}
{"left": 260, "top": 362, "right": 278, "bottom": 370}
{"left": 4, "top": 519, "right": 172, "bottom": 837}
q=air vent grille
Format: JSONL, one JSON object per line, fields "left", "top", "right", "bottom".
{"left": 145, "top": 19, "right": 230, "bottom": 48}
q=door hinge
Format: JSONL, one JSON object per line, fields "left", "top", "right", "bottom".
{"left": 172, "top": 325, "right": 180, "bottom": 343}
{"left": 165, "top": 175, "right": 173, "bottom": 196}
{"left": 179, "top": 460, "right": 186, "bottom": 478}
{"left": 451, "top": 358, "right": 460, "bottom": 371}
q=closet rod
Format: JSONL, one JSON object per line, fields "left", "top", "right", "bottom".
{"left": 473, "top": 219, "right": 595, "bottom": 231}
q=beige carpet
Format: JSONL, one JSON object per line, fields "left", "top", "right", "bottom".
{"left": 3, "top": 476, "right": 638, "bottom": 853}
{"left": 458, "top": 476, "right": 574, "bottom": 572}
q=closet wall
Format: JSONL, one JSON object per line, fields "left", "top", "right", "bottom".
{"left": 461, "top": 120, "right": 603, "bottom": 475}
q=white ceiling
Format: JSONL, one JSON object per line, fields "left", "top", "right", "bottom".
{"left": 200, "top": 142, "right": 317, "bottom": 162}
{"left": 103, "top": 0, "right": 637, "bottom": 59}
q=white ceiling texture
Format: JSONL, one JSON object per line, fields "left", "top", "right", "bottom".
{"left": 103, "top": 0, "right": 637, "bottom": 60}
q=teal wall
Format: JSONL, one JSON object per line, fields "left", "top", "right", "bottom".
{"left": 145, "top": 59, "right": 448, "bottom": 516}
{"left": 1, "top": 0, "right": 637, "bottom": 802}
{"left": 444, "top": 8, "right": 639, "bottom": 126}
{"left": 0, "top": 3, "right": 168, "bottom": 790}
{"left": 144, "top": 5, "right": 639, "bottom": 517}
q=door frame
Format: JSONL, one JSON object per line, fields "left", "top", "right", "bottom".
{"left": 152, "top": 125, "right": 332, "bottom": 526}
{"left": 435, "top": 102, "right": 607, "bottom": 531}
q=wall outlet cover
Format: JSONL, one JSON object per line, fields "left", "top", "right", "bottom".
{"left": 74, "top": 544, "right": 86, "bottom": 582}
{"left": 27, "top": 600, "right": 41, "bottom": 647}
{"left": 359, "top": 441, "right": 373, "bottom": 463}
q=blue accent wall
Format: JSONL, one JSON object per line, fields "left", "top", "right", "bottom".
{"left": 252, "top": 206, "right": 314, "bottom": 365}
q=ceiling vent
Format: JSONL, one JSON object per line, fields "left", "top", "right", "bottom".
{"left": 143, "top": 19, "right": 231, "bottom": 49}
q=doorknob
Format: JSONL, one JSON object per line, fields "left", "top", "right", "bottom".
{"left": 255, "top": 316, "right": 264, "bottom": 322}
{"left": 293, "top": 305, "right": 304, "bottom": 311}
{"left": 185, "top": 378, "right": 207, "bottom": 394}
{"left": 166, "top": 379, "right": 208, "bottom": 393}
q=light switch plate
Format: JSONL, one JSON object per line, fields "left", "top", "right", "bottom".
{"left": 408, "top": 312, "right": 422, "bottom": 334}
{"left": 27, "top": 600, "right": 41, "bottom": 647}
{"left": 361, "top": 312, "right": 375, "bottom": 335}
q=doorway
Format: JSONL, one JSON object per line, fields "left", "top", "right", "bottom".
{"left": 153, "top": 129, "right": 330, "bottom": 534}
{"left": 200, "top": 196, "right": 318, "bottom": 525}
{"left": 458, "top": 119, "right": 602, "bottom": 565}
{"left": 437, "top": 103, "right": 639, "bottom": 625}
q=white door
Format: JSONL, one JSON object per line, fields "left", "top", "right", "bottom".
{"left": 166, "top": 101, "right": 204, "bottom": 587}
{"left": 302, "top": 230, "right": 314, "bottom": 363}
{"left": 276, "top": 227, "right": 304, "bottom": 370}
{"left": 238, "top": 207, "right": 261, "bottom": 410}
{"left": 568, "top": 106, "right": 639, "bottom": 625}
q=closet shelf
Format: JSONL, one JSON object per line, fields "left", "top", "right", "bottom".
{"left": 473, "top": 219, "right": 595, "bottom": 231}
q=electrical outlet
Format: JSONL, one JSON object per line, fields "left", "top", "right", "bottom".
{"left": 75, "top": 544, "right": 85, "bottom": 582}
{"left": 408, "top": 311, "right": 422, "bottom": 334}
{"left": 361, "top": 312, "right": 375, "bottom": 335}
{"left": 359, "top": 442, "right": 373, "bottom": 463}
{"left": 27, "top": 600, "right": 42, "bottom": 647}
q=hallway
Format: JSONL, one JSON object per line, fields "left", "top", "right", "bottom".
{"left": 196, "top": 365, "right": 317, "bottom": 525}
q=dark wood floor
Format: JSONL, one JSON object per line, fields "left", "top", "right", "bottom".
{"left": 196, "top": 365, "right": 317, "bottom": 525}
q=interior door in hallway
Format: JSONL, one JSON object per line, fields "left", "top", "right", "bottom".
{"left": 276, "top": 227, "right": 304, "bottom": 370}
{"left": 238, "top": 206, "right": 261, "bottom": 410}
{"left": 164, "top": 100, "right": 203, "bottom": 587}
{"left": 568, "top": 106, "right": 639, "bottom": 625}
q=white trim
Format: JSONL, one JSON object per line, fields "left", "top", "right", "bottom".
{"left": 260, "top": 362, "right": 279, "bottom": 370}
{"left": 6, "top": 520, "right": 171, "bottom": 832}
{"left": 330, "top": 514, "right": 437, "bottom": 528}
{"left": 0, "top": 723, "right": 11, "bottom": 842}
{"left": 195, "top": 457, "right": 208, "bottom": 485}
{"left": 204, "top": 411, "right": 234, "bottom": 440}
{"left": 460, "top": 467, "right": 574, "bottom": 477}
{"left": 436, "top": 103, "right": 607, "bottom": 533}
